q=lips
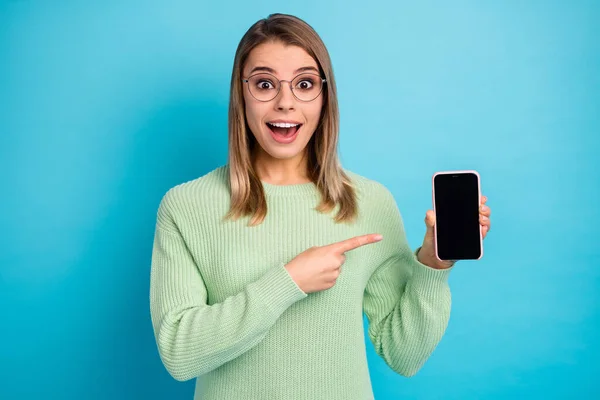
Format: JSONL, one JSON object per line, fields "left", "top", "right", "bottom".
{"left": 266, "top": 119, "right": 303, "bottom": 126}
{"left": 266, "top": 122, "right": 302, "bottom": 144}
{"left": 266, "top": 122, "right": 301, "bottom": 134}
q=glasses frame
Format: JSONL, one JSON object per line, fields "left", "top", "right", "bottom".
{"left": 242, "top": 72, "right": 327, "bottom": 102}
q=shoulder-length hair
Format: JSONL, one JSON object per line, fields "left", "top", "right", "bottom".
{"left": 225, "top": 13, "right": 358, "bottom": 226}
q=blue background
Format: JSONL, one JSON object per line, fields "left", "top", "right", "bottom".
{"left": 1, "top": 1, "right": 598, "bottom": 399}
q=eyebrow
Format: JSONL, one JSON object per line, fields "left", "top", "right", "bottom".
{"left": 248, "top": 65, "right": 320, "bottom": 75}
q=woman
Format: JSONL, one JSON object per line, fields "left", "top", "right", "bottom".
{"left": 149, "top": 13, "right": 492, "bottom": 400}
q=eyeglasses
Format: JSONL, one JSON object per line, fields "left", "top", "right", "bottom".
{"left": 242, "top": 72, "right": 326, "bottom": 102}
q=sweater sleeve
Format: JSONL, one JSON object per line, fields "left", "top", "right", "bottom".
{"left": 362, "top": 185, "right": 453, "bottom": 377}
{"left": 149, "top": 192, "right": 308, "bottom": 381}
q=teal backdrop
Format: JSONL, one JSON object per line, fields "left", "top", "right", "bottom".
{"left": 1, "top": 1, "right": 598, "bottom": 399}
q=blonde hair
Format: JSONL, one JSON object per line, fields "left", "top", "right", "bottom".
{"left": 224, "top": 13, "right": 358, "bottom": 226}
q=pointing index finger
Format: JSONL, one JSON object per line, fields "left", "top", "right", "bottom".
{"left": 329, "top": 233, "right": 383, "bottom": 254}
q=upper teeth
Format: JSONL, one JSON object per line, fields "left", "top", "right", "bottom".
{"left": 269, "top": 122, "right": 299, "bottom": 128}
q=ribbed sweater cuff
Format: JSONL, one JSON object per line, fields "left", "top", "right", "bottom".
{"left": 410, "top": 247, "right": 453, "bottom": 294}
{"left": 253, "top": 263, "right": 308, "bottom": 317}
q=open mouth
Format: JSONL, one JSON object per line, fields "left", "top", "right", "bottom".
{"left": 266, "top": 122, "right": 303, "bottom": 143}
{"left": 266, "top": 122, "right": 302, "bottom": 136}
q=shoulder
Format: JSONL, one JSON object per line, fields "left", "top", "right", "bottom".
{"left": 343, "top": 169, "right": 404, "bottom": 229}
{"left": 157, "top": 164, "right": 230, "bottom": 224}
{"left": 344, "top": 169, "right": 396, "bottom": 205}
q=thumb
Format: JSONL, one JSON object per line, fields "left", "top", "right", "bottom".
{"left": 424, "top": 210, "right": 436, "bottom": 240}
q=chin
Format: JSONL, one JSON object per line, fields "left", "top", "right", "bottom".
{"left": 264, "top": 145, "right": 305, "bottom": 160}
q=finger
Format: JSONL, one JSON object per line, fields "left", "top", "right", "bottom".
{"left": 479, "top": 215, "right": 491, "bottom": 226}
{"left": 425, "top": 210, "right": 435, "bottom": 227}
{"left": 482, "top": 225, "right": 489, "bottom": 238}
{"left": 481, "top": 220, "right": 490, "bottom": 232}
{"left": 481, "top": 195, "right": 488, "bottom": 204}
{"left": 329, "top": 233, "right": 383, "bottom": 254}
{"left": 479, "top": 204, "right": 491, "bottom": 217}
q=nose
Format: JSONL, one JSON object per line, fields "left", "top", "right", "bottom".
{"left": 274, "top": 81, "right": 295, "bottom": 111}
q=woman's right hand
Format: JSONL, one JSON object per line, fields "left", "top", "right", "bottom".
{"left": 284, "top": 233, "right": 383, "bottom": 294}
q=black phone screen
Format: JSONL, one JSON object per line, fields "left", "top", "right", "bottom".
{"left": 433, "top": 172, "right": 482, "bottom": 260}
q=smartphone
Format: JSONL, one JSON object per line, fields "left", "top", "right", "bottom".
{"left": 432, "top": 170, "right": 483, "bottom": 261}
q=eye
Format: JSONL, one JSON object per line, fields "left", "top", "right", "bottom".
{"left": 256, "top": 79, "right": 275, "bottom": 90}
{"left": 296, "top": 79, "right": 314, "bottom": 90}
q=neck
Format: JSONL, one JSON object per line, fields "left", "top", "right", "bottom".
{"left": 252, "top": 148, "right": 311, "bottom": 185}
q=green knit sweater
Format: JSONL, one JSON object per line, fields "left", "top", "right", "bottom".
{"left": 149, "top": 164, "right": 452, "bottom": 400}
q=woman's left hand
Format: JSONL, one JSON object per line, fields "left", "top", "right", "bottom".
{"left": 417, "top": 195, "right": 492, "bottom": 270}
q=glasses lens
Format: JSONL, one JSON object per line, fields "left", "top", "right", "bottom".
{"left": 292, "top": 74, "right": 323, "bottom": 101}
{"left": 246, "top": 73, "right": 324, "bottom": 101}
{"left": 247, "top": 73, "right": 279, "bottom": 101}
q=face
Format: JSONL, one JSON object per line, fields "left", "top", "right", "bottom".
{"left": 242, "top": 41, "right": 324, "bottom": 163}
